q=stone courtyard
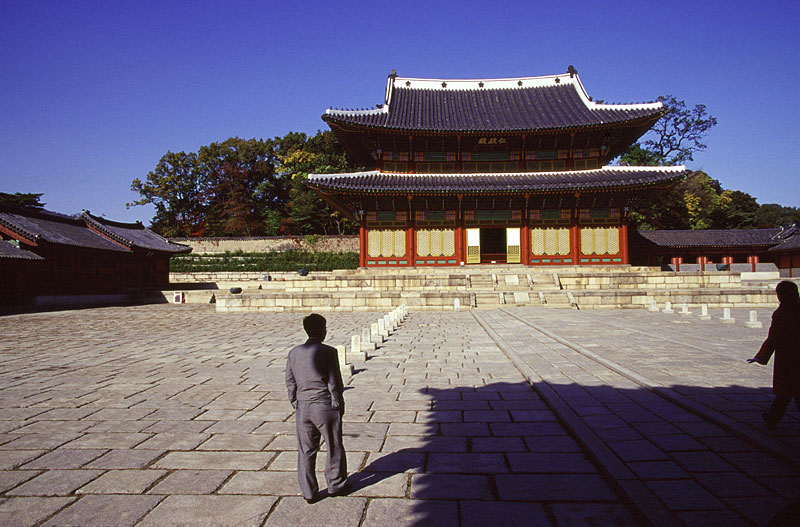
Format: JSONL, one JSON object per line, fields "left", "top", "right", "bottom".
{"left": 0, "top": 304, "right": 798, "bottom": 526}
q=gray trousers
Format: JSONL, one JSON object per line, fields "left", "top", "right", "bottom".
{"left": 295, "top": 402, "right": 347, "bottom": 498}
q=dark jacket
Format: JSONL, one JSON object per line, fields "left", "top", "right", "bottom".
{"left": 285, "top": 338, "right": 345, "bottom": 412}
{"left": 755, "top": 303, "right": 800, "bottom": 395}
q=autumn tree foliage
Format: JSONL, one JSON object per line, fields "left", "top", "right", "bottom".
{"left": 129, "top": 131, "right": 357, "bottom": 237}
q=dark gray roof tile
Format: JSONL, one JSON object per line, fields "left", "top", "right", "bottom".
{"left": 323, "top": 73, "right": 664, "bottom": 132}
{"left": 307, "top": 166, "right": 687, "bottom": 194}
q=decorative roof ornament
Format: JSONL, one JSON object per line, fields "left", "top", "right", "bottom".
{"left": 568, "top": 65, "right": 577, "bottom": 78}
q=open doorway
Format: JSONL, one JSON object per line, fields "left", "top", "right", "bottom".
{"left": 480, "top": 227, "right": 506, "bottom": 263}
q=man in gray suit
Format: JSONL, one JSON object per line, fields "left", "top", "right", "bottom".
{"left": 285, "top": 313, "right": 350, "bottom": 503}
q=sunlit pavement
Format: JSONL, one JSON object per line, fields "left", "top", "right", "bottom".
{"left": 0, "top": 304, "right": 797, "bottom": 526}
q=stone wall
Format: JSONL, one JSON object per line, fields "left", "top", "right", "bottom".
{"left": 168, "top": 235, "right": 359, "bottom": 254}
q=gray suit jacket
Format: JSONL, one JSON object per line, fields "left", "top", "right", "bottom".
{"left": 285, "top": 338, "right": 345, "bottom": 413}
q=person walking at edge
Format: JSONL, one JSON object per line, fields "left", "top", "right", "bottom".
{"left": 749, "top": 280, "right": 800, "bottom": 429}
{"left": 285, "top": 313, "right": 351, "bottom": 503}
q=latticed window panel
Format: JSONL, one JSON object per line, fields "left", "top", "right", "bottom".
{"left": 393, "top": 230, "right": 406, "bottom": 257}
{"left": 596, "top": 229, "right": 609, "bottom": 254}
{"left": 429, "top": 229, "right": 442, "bottom": 256}
{"left": 368, "top": 230, "right": 406, "bottom": 257}
{"left": 507, "top": 245, "right": 521, "bottom": 263}
{"left": 416, "top": 230, "right": 430, "bottom": 256}
{"left": 416, "top": 229, "right": 455, "bottom": 257}
{"left": 381, "top": 231, "right": 394, "bottom": 256}
{"left": 544, "top": 228, "right": 558, "bottom": 255}
{"left": 531, "top": 229, "right": 545, "bottom": 255}
{"left": 441, "top": 229, "right": 455, "bottom": 256}
{"left": 467, "top": 245, "right": 480, "bottom": 264}
{"left": 581, "top": 228, "right": 594, "bottom": 255}
{"left": 532, "top": 228, "right": 570, "bottom": 256}
{"left": 557, "top": 228, "right": 570, "bottom": 255}
{"left": 368, "top": 230, "right": 382, "bottom": 257}
{"left": 606, "top": 228, "right": 620, "bottom": 254}
{"left": 580, "top": 227, "right": 620, "bottom": 255}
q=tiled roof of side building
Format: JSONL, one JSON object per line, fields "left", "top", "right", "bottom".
{"left": 0, "top": 240, "right": 44, "bottom": 260}
{"left": 769, "top": 223, "right": 800, "bottom": 252}
{"left": 307, "top": 166, "right": 687, "bottom": 194}
{"left": 0, "top": 207, "right": 130, "bottom": 252}
{"left": 636, "top": 229, "right": 781, "bottom": 248}
{"left": 81, "top": 212, "right": 191, "bottom": 254}
{"left": 323, "top": 70, "right": 664, "bottom": 132}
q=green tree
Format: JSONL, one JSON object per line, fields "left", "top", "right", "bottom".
{"left": 128, "top": 151, "right": 206, "bottom": 236}
{"left": 0, "top": 192, "right": 45, "bottom": 209}
{"left": 130, "top": 131, "right": 357, "bottom": 236}
{"left": 619, "top": 95, "right": 718, "bottom": 166}
{"left": 754, "top": 204, "right": 800, "bottom": 227}
{"left": 199, "top": 138, "right": 279, "bottom": 236}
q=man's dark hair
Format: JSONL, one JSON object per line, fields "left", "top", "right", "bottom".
{"left": 303, "top": 313, "right": 327, "bottom": 338}
{"left": 776, "top": 280, "right": 800, "bottom": 306}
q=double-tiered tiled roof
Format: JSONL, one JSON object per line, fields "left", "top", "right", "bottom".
{"left": 308, "top": 166, "right": 688, "bottom": 195}
{"left": 323, "top": 69, "right": 664, "bottom": 133}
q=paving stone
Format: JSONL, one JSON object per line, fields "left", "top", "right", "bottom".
{"left": 0, "top": 450, "right": 46, "bottom": 469}
{"left": 85, "top": 449, "right": 164, "bottom": 469}
{"left": 138, "top": 495, "right": 277, "bottom": 526}
{"left": 410, "top": 473, "right": 492, "bottom": 500}
{"left": 147, "top": 469, "right": 232, "bottom": 495}
{"left": 8, "top": 469, "right": 104, "bottom": 496}
{"left": 44, "top": 494, "right": 163, "bottom": 526}
{"left": 21, "top": 449, "right": 106, "bottom": 469}
{"left": 219, "top": 470, "right": 300, "bottom": 495}
{"left": 0, "top": 469, "right": 40, "bottom": 493}
{"left": 628, "top": 460, "right": 689, "bottom": 480}
{"left": 507, "top": 453, "right": 595, "bottom": 473}
{"left": 550, "top": 502, "right": 641, "bottom": 526}
{"left": 264, "top": 496, "right": 365, "bottom": 527}
{"left": 460, "top": 500, "right": 550, "bottom": 527}
{"left": 427, "top": 453, "right": 507, "bottom": 473}
{"left": 607, "top": 439, "right": 669, "bottom": 462}
{"left": 645, "top": 479, "right": 726, "bottom": 510}
{"left": 523, "top": 435, "right": 582, "bottom": 452}
{"left": 361, "top": 498, "right": 458, "bottom": 527}
{"left": 495, "top": 474, "right": 616, "bottom": 501}
{"left": 76, "top": 469, "right": 166, "bottom": 494}
{"left": 134, "top": 432, "right": 210, "bottom": 450}
{"left": 0, "top": 496, "right": 75, "bottom": 527}
{"left": 153, "top": 451, "right": 274, "bottom": 470}
{"left": 197, "top": 433, "right": 273, "bottom": 451}
{"left": 362, "top": 452, "right": 426, "bottom": 473}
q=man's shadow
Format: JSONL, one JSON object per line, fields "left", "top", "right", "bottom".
{"left": 336, "top": 381, "right": 800, "bottom": 526}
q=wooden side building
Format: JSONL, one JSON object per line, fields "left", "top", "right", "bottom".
{"left": 0, "top": 206, "right": 190, "bottom": 303}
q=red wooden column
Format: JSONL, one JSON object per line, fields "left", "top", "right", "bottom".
{"left": 619, "top": 223, "right": 629, "bottom": 264}
{"left": 522, "top": 194, "right": 531, "bottom": 265}
{"left": 456, "top": 194, "right": 464, "bottom": 266}
{"left": 406, "top": 224, "right": 415, "bottom": 267}
{"left": 359, "top": 222, "right": 367, "bottom": 267}
{"left": 406, "top": 196, "right": 415, "bottom": 266}
{"left": 570, "top": 225, "right": 580, "bottom": 265}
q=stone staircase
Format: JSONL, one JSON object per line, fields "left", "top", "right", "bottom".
{"left": 163, "top": 265, "right": 791, "bottom": 312}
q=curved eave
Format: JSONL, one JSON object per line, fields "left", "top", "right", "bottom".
{"left": 321, "top": 111, "right": 664, "bottom": 135}
{"left": 307, "top": 167, "right": 687, "bottom": 196}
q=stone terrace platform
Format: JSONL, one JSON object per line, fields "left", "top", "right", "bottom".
{"left": 166, "top": 266, "right": 787, "bottom": 312}
{"left": 1, "top": 304, "right": 798, "bottom": 526}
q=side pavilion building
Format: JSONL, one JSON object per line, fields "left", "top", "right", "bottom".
{"left": 308, "top": 68, "right": 687, "bottom": 267}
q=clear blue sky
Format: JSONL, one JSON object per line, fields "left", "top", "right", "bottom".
{"left": 2, "top": 0, "right": 798, "bottom": 224}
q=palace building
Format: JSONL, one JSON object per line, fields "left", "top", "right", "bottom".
{"left": 308, "top": 67, "right": 688, "bottom": 267}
